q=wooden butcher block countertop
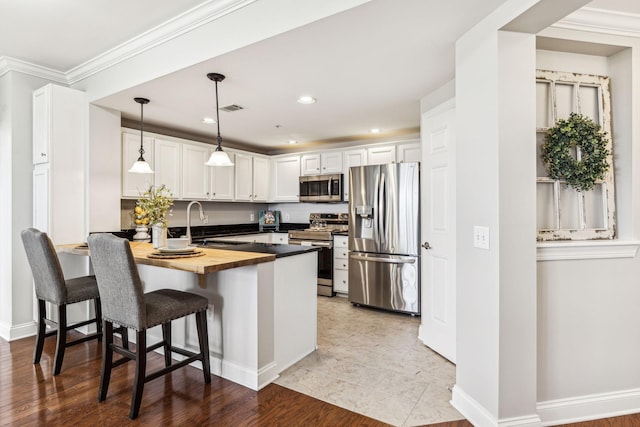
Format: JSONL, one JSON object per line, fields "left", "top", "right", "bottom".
{"left": 57, "top": 241, "right": 276, "bottom": 275}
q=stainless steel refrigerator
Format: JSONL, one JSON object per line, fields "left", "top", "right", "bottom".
{"left": 348, "top": 162, "right": 420, "bottom": 315}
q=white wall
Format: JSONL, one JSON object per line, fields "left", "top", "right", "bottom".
{"left": 0, "top": 73, "right": 12, "bottom": 335}
{"left": 452, "top": 0, "right": 592, "bottom": 424}
{"left": 89, "top": 105, "right": 121, "bottom": 232}
{"left": 534, "top": 29, "right": 640, "bottom": 423}
{"left": 0, "top": 71, "right": 58, "bottom": 340}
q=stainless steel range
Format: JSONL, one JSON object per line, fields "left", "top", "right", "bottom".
{"left": 288, "top": 213, "right": 349, "bottom": 296}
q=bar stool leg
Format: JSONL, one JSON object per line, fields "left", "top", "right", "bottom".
{"left": 33, "top": 299, "right": 47, "bottom": 364}
{"left": 130, "top": 330, "right": 147, "bottom": 419}
{"left": 98, "top": 321, "right": 114, "bottom": 402}
{"left": 53, "top": 304, "right": 67, "bottom": 376}
{"left": 94, "top": 298, "right": 103, "bottom": 340}
{"left": 161, "top": 322, "right": 172, "bottom": 367}
{"left": 196, "top": 311, "right": 211, "bottom": 384}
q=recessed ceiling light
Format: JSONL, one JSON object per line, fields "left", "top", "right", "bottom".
{"left": 201, "top": 117, "right": 216, "bottom": 124}
{"left": 369, "top": 128, "right": 381, "bottom": 134}
{"left": 297, "top": 95, "right": 316, "bottom": 104}
{"left": 288, "top": 140, "right": 298, "bottom": 144}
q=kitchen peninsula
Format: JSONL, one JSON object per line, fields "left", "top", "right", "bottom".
{"left": 59, "top": 241, "right": 319, "bottom": 391}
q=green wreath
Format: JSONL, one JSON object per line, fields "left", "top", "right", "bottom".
{"left": 541, "top": 112, "right": 610, "bottom": 192}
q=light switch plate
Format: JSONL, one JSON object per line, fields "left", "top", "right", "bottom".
{"left": 473, "top": 226, "right": 490, "bottom": 250}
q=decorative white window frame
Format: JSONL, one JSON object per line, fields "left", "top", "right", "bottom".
{"left": 536, "top": 69, "right": 616, "bottom": 242}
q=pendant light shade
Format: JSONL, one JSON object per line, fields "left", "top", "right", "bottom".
{"left": 205, "top": 73, "right": 234, "bottom": 167}
{"left": 128, "top": 97, "right": 154, "bottom": 174}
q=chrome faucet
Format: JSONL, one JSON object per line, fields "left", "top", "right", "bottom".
{"left": 185, "top": 201, "right": 208, "bottom": 244}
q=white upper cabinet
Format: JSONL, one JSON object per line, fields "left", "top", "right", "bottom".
{"left": 252, "top": 156, "right": 270, "bottom": 202}
{"left": 367, "top": 145, "right": 396, "bottom": 165}
{"left": 234, "top": 153, "right": 253, "bottom": 201}
{"left": 122, "top": 132, "right": 155, "bottom": 198}
{"left": 210, "top": 152, "right": 235, "bottom": 201}
{"left": 271, "top": 155, "right": 301, "bottom": 202}
{"left": 32, "top": 87, "right": 50, "bottom": 164}
{"left": 181, "top": 143, "right": 210, "bottom": 200}
{"left": 301, "top": 151, "right": 343, "bottom": 175}
{"left": 32, "top": 84, "right": 87, "bottom": 244}
{"left": 397, "top": 142, "right": 421, "bottom": 163}
{"left": 342, "top": 148, "right": 367, "bottom": 201}
{"left": 321, "top": 151, "right": 343, "bottom": 174}
{"left": 154, "top": 138, "right": 182, "bottom": 199}
{"left": 235, "top": 153, "right": 269, "bottom": 202}
{"left": 301, "top": 153, "right": 321, "bottom": 175}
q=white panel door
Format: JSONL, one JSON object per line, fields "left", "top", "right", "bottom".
{"left": 419, "top": 104, "right": 456, "bottom": 363}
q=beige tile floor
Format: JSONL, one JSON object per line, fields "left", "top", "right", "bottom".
{"left": 275, "top": 296, "right": 463, "bottom": 426}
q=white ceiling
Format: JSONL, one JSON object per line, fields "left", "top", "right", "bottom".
{"left": 1, "top": 0, "right": 638, "bottom": 154}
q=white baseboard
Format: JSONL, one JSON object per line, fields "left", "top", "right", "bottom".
{"left": 0, "top": 320, "right": 37, "bottom": 341}
{"left": 537, "top": 388, "right": 640, "bottom": 426}
{"left": 451, "top": 386, "right": 542, "bottom": 427}
{"left": 451, "top": 385, "right": 500, "bottom": 426}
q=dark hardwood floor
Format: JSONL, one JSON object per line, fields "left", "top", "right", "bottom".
{"left": 0, "top": 333, "right": 638, "bottom": 426}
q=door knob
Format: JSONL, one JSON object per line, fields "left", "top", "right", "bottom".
{"left": 422, "top": 242, "right": 432, "bottom": 250}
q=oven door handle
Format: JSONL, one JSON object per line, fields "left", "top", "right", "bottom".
{"left": 289, "top": 240, "right": 333, "bottom": 248}
{"left": 349, "top": 254, "right": 416, "bottom": 264}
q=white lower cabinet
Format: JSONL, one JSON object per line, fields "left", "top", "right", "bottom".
{"left": 271, "top": 233, "right": 288, "bottom": 244}
{"left": 333, "top": 235, "right": 349, "bottom": 294}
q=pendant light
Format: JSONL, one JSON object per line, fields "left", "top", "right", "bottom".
{"left": 205, "top": 73, "right": 234, "bottom": 166}
{"left": 128, "top": 97, "right": 154, "bottom": 174}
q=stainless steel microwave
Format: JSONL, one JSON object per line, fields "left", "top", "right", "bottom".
{"left": 299, "top": 174, "right": 343, "bottom": 202}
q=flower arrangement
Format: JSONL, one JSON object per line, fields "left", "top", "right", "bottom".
{"left": 135, "top": 184, "right": 174, "bottom": 226}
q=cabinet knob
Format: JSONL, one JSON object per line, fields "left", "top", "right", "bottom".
{"left": 41, "top": 153, "right": 46, "bottom": 156}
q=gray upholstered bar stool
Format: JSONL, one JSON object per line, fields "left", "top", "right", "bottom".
{"left": 87, "top": 233, "right": 211, "bottom": 420}
{"left": 21, "top": 228, "right": 103, "bottom": 376}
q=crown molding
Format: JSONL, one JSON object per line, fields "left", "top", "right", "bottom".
{"left": 0, "top": 56, "right": 66, "bottom": 83}
{"left": 66, "top": 0, "right": 256, "bottom": 85}
{"left": 554, "top": 7, "right": 640, "bottom": 38}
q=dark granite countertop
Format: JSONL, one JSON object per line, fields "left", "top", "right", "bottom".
{"left": 118, "top": 223, "right": 308, "bottom": 241}
{"left": 197, "top": 242, "right": 320, "bottom": 259}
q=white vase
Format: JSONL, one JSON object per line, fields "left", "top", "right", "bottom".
{"left": 152, "top": 223, "right": 167, "bottom": 248}
{"left": 133, "top": 226, "right": 150, "bottom": 242}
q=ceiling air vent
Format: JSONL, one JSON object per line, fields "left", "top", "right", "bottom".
{"left": 220, "top": 104, "right": 243, "bottom": 112}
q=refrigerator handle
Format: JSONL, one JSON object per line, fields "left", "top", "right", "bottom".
{"left": 350, "top": 254, "right": 416, "bottom": 264}
{"left": 378, "top": 172, "right": 386, "bottom": 247}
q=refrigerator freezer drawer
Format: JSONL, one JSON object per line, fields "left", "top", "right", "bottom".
{"left": 348, "top": 252, "right": 420, "bottom": 315}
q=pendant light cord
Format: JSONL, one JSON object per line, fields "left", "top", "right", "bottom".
{"left": 138, "top": 100, "right": 145, "bottom": 161}
{"left": 215, "top": 80, "right": 223, "bottom": 150}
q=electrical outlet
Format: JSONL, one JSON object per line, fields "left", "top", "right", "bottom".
{"left": 250, "top": 213, "right": 255, "bottom": 221}
{"left": 284, "top": 213, "right": 290, "bottom": 221}
{"left": 473, "top": 226, "right": 490, "bottom": 250}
